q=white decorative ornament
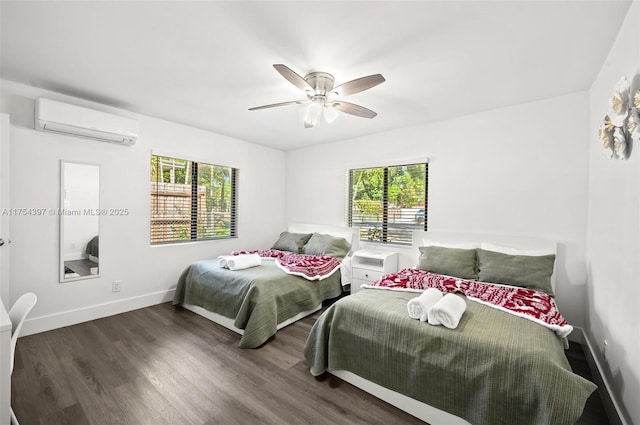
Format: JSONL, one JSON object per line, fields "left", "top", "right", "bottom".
{"left": 598, "top": 117, "right": 614, "bottom": 159}
{"left": 613, "top": 127, "right": 627, "bottom": 159}
{"left": 608, "top": 77, "right": 630, "bottom": 127}
{"left": 628, "top": 107, "right": 640, "bottom": 142}
{"left": 600, "top": 77, "right": 640, "bottom": 160}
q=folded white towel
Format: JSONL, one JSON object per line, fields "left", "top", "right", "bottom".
{"left": 427, "top": 293, "right": 467, "bottom": 329}
{"left": 218, "top": 255, "right": 234, "bottom": 269}
{"left": 219, "top": 254, "right": 261, "bottom": 271}
{"left": 407, "top": 288, "right": 443, "bottom": 321}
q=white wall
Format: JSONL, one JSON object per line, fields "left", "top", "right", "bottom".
{"left": 587, "top": 2, "right": 639, "bottom": 424}
{"left": 286, "top": 92, "right": 590, "bottom": 328}
{"left": 0, "top": 79, "right": 287, "bottom": 335}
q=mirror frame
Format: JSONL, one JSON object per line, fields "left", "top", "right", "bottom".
{"left": 59, "top": 160, "right": 101, "bottom": 283}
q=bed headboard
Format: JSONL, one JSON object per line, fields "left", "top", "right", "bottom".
{"left": 288, "top": 223, "right": 360, "bottom": 254}
{"left": 411, "top": 230, "right": 557, "bottom": 292}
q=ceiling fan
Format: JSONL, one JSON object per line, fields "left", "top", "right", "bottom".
{"left": 249, "top": 64, "right": 385, "bottom": 128}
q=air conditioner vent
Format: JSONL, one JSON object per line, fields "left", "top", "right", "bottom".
{"left": 35, "top": 98, "right": 138, "bottom": 146}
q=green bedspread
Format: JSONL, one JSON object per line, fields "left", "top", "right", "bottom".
{"left": 304, "top": 288, "right": 596, "bottom": 425}
{"left": 174, "top": 258, "right": 342, "bottom": 348}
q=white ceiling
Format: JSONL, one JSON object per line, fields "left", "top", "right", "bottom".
{"left": 0, "top": 1, "right": 632, "bottom": 151}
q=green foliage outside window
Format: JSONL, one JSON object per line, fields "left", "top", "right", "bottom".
{"left": 348, "top": 163, "right": 427, "bottom": 245}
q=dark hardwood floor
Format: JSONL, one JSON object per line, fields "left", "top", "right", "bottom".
{"left": 11, "top": 303, "right": 610, "bottom": 425}
{"left": 567, "top": 342, "right": 611, "bottom": 425}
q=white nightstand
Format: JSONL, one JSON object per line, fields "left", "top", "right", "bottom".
{"left": 351, "top": 250, "right": 398, "bottom": 294}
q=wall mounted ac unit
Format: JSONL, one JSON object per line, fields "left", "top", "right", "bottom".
{"left": 35, "top": 98, "right": 138, "bottom": 146}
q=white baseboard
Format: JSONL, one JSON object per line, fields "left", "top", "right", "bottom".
{"left": 574, "top": 326, "right": 627, "bottom": 425}
{"left": 20, "top": 289, "right": 175, "bottom": 337}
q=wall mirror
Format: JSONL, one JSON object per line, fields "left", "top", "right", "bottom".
{"left": 60, "top": 161, "right": 100, "bottom": 282}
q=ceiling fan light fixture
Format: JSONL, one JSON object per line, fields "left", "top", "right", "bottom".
{"left": 304, "top": 100, "right": 323, "bottom": 128}
{"left": 323, "top": 105, "right": 339, "bottom": 124}
{"left": 249, "top": 64, "right": 385, "bottom": 128}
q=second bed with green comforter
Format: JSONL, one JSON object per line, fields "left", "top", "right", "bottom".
{"left": 174, "top": 258, "right": 343, "bottom": 348}
{"left": 304, "top": 288, "right": 596, "bottom": 425}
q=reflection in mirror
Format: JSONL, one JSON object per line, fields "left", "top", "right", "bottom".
{"left": 60, "top": 161, "right": 100, "bottom": 282}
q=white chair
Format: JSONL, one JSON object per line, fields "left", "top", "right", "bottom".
{"left": 8, "top": 292, "right": 37, "bottom": 425}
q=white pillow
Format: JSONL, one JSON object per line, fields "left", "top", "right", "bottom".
{"left": 480, "top": 242, "right": 554, "bottom": 256}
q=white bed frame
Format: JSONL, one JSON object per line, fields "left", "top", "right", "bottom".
{"left": 182, "top": 303, "right": 322, "bottom": 335}
{"left": 327, "top": 230, "right": 557, "bottom": 424}
{"left": 182, "top": 223, "right": 359, "bottom": 336}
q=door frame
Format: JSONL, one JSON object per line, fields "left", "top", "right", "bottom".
{"left": 1, "top": 113, "right": 10, "bottom": 309}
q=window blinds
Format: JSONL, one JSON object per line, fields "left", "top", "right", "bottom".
{"left": 151, "top": 155, "right": 237, "bottom": 244}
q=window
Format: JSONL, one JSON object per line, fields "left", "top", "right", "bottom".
{"left": 150, "top": 155, "right": 237, "bottom": 244}
{"left": 347, "top": 162, "right": 427, "bottom": 245}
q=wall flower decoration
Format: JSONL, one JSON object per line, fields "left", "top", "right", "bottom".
{"left": 599, "top": 116, "right": 614, "bottom": 159}
{"left": 628, "top": 107, "right": 640, "bottom": 143}
{"left": 608, "top": 77, "right": 630, "bottom": 127}
{"left": 600, "top": 77, "right": 639, "bottom": 160}
{"left": 613, "top": 127, "right": 627, "bottom": 159}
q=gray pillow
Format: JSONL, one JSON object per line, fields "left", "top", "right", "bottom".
{"left": 476, "top": 248, "right": 555, "bottom": 295}
{"left": 271, "top": 231, "right": 312, "bottom": 253}
{"left": 303, "top": 233, "right": 351, "bottom": 260}
{"left": 417, "top": 246, "right": 478, "bottom": 280}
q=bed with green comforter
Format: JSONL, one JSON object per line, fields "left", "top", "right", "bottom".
{"left": 174, "top": 258, "right": 343, "bottom": 348}
{"left": 304, "top": 288, "right": 596, "bottom": 425}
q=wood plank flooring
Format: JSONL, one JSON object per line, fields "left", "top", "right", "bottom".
{"left": 566, "top": 341, "right": 611, "bottom": 425}
{"left": 11, "top": 302, "right": 610, "bottom": 425}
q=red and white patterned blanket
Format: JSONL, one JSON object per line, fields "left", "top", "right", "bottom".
{"left": 232, "top": 250, "right": 341, "bottom": 281}
{"left": 233, "top": 249, "right": 287, "bottom": 259}
{"left": 364, "top": 268, "right": 573, "bottom": 338}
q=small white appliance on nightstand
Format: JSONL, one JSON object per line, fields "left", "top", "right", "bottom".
{"left": 351, "top": 249, "right": 398, "bottom": 294}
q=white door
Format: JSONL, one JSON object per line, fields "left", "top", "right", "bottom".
{"left": 0, "top": 113, "right": 9, "bottom": 309}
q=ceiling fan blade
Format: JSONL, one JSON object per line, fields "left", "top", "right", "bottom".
{"left": 333, "top": 101, "right": 378, "bottom": 119}
{"left": 331, "top": 74, "right": 385, "bottom": 97}
{"left": 273, "top": 64, "right": 314, "bottom": 92}
{"left": 248, "top": 100, "right": 308, "bottom": 111}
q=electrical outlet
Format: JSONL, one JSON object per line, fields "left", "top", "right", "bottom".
{"left": 603, "top": 339, "right": 609, "bottom": 361}
{"left": 112, "top": 280, "right": 122, "bottom": 293}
